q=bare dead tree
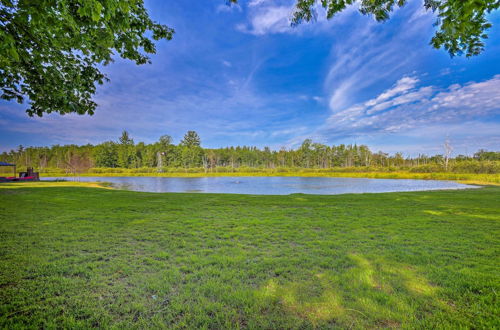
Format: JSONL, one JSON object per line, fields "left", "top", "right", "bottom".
{"left": 202, "top": 155, "right": 208, "bottom": 173}
{"left": 157, "top": 152, "right": 165, "bottom": 173}
{"left": 444, "top": 138, "right": 453, "bottom": 171}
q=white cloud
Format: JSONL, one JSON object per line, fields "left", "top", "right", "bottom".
{"left": 322, "top": 74, "right": 500, "bottom": 139}
{"left": 237, "top": 5, "right": 293, "bottom": 35}
{"left": 298, "top": 95, "right": 324, "bottom": 102}
{"left": 367, "top": 86, "right": 434, "bottom": 114}
{"left": 216, "top": 3, "right": 242, "bottom": 13}
{"left": 237, "top": 0, "right": 356, "bottom": 36}
{"left": 365, "top": 76, "right": 419, "bottom": 107}
{"left": 248, "top": 0, "right": 268, "bottom": 7}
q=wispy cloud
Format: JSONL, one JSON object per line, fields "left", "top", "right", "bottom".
{"left": 0, "top": 62, "right": 310, "bottom": 149}
{"left": 321, "top": 74, "right": 500, "bottom": 139}
{"left": 325, "top": 23, "right": 435, "bottom": 112}
{"left": 365, "top": 76, "right": 420, "bottom": 107}
{"left": 236, "top": 3, "right": 293, "bottom": 35}
{"left": 216, "top": 3, "right": 242, "bottom": 13}
{"left": 248, "top": 0, "right": 268, "bottom": 7}
{"left": 237, "top": 0, "right": 360, "bottom": 36}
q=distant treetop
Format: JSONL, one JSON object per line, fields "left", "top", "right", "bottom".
{"left": 180, "top": 131, "right": 201, "bottom": 148}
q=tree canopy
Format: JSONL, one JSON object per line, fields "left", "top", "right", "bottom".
{"left": 0, "top": 0, "right": 173, "bottom": 116}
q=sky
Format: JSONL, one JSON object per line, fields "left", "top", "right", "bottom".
{"left": 1, "top": 0, "right": 500, "bottom": 156}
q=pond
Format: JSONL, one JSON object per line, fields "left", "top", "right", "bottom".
{"left": 43, "top": 176, "right": 477, "bottom": 195}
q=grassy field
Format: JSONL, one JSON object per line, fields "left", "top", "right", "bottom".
{"left": 0, "top": 183, "right": 499, "bottom": 328}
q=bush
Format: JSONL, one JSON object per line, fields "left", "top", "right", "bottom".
{"left": 409, "top": 164, "right": 444, "bottom": 173}
{"left": 451, "top": 160, "right": 500, "bottom": 174}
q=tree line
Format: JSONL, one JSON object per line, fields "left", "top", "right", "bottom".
{"left": 2, "top": 131, "right": 499, "bottom": 174}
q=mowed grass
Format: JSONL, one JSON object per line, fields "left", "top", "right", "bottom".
{"left": 0, "top": 184, "right": 499, "bottom": 328}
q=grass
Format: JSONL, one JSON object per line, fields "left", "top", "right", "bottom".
{"left": 0, "top": 183, "right": 499, "bottom": 328}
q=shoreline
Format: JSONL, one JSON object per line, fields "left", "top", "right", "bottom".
{"left": 0, "top": 179, "right": 488, "bottom": 195}
{"left": 34, "top": 171, "right": 500, "bottom": 186}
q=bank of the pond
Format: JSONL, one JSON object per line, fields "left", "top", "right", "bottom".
{"left": 0, "top": 181, "right": 113, "bottom": 189}
{"left": 41, "top": 176, "right": 478, "bottom": 195}
{"left": 29, "top": 170, "right": 500, "bottom": 185}
{"left": 0, "top": 185, "right": 499, "bottom": 328}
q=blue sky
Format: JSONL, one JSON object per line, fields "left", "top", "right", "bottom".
{"left": 1, "top": 0, "right": 500, "bottom": 155}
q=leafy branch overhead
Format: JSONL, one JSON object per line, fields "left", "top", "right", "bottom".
{"left": 0, "top": 0, "right": 173, "bottom": 116}
{"left": 292, "top": 0, "right": 499, "bottom": 57}
{"left": 231, "top": 0, "right": 499, "bottom": 57}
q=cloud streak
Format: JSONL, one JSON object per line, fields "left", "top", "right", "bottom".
{"left": 321, "top": 74, "right": 500, "bottom": 139}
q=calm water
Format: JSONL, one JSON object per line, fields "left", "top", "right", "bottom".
{"left": 43, "top": 176, "right": 476, "bottom": 195}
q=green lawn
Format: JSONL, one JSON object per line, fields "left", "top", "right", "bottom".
{"left": 0, "top": 184, "right": 499, "bottom": 328}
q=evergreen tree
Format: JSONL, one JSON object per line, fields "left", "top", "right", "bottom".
{"left": 180, "top": 131, "right": 201, "bottom": 148}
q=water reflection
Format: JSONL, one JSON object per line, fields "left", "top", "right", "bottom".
{"left": 43, "top": 176, "right": 477, "bottom": 195}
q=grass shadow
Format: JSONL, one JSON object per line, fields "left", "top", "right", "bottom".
{"left": 256, "top": 254, "right": 450, "bottom": 328}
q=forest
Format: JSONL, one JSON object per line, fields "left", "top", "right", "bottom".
{"left": 1, "top": 130, "right": 499, "bottom": 175}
